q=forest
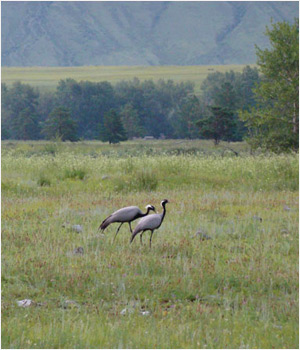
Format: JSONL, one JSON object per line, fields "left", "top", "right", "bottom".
{"left": 1, "top": 20, "right": 299, "bottom": 152}
{"left": 1, "top": 66, "right": 260, "bottom": 142}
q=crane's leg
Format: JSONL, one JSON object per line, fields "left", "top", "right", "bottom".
{"left": 140, "top": 230, "right": 145, "bottom": 245}
{"left": 113, "top": 223, "right": 123, "bottom": 243}
{"left": 149, "top": 231, "right": 154, "bottom": 249}
{"left": 128, "top": 222, "right": 133, "bottom": 234}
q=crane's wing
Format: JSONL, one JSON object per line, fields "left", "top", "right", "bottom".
{"left": 99, "top": 206, "right": 140, "bottom": 230}
{"left": 130, "top": 214, "right": 162, "bottom": 243}
{"left": 134, "top": 214, "right": 162, "bottom": 234}
{"left": 111, "top": 206, "right": 141, "bottom": 221}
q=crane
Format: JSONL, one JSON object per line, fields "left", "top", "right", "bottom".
{"left": 130, "top": 199, "right": 169, "bottom": 248}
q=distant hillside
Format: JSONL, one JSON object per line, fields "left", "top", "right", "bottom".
{"left": 2, "top": 1, "right": 298, "bottom": 67}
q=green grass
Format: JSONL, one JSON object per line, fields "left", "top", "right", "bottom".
{"left": 1, "top": 64, "right": 255, "bottom": 95}
{"left": 2, "top": 140, "right": 298, "bottom": 348}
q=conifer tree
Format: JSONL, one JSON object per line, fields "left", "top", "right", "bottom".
{"left": 100, "top": 109, "right": 127, "bottom": 144}
{"left": 42, "top": 106, "right": 78, "bottom": 141}
{"left": 197, "top": 106, "right": 236, "bottom": 145}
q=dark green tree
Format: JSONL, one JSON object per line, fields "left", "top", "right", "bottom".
{"left": 114, "top": 78, "right": 194, "bottom": 138}
{"left": 1, "top": 82, "right": 41, "bottom": 139}
{"left": 196, "top": 106, "right": 236, "bottom": 145}
{"left": 214, "top": 81, "right": 237, "bottom": 110}
{"left": 201, "top": 66, "right": 262, "bottom": 111}
{"left": 37, "top": 91, "right": 57, "bottom": 122}
{"left": 175, "top": 95, "right": 203, "bottom": 139}
{"left": 1, "top": 83, "right": 10, "bottom": 139}
{"left": 240, "top": 19, "right": 299, "bottom": 152}
{"left": 215, "top": 81, "right": 245, "bottom": 141}
{"left": 42, "top": 106, "right": 78, "bottom": 141}
{"left": 55, "top": 79, "right": 116, "bottom": 139}
{"left": 100, "top": 109, "right": 127, "bottom": 144}
{"left": 14, "top": 107, "right": 40, "bottom": 140}
{"left": 119, "top": 103, "right": 144, "bottom": 138}
{"left": 236, "top": 66, "right": 261, "bottom": 109}
{"left": 200, "top": 67, "right": 262, "bottom": 141}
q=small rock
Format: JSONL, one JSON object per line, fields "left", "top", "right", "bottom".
{"left": 194, "top": 231, "right": 212, "bottom": 241}
{"left": 17, "top": 299, "right": 33, "bottom": 307}
{"left": 120, "top": 307, "right": 135, "bottom": 315}
{"left": 73, "top": 247, "right": 84, "bottom": 255}
{"left": 36, "top": 302, "right": 47, "bottom": 307}
{"left": 63, "top": 300, "right": 80, "bottom": 309}
{"left": 92, "top": 233, "right": 105, "bottom": 239}
{"left": 102, "top": 175, "right": 110, "bottom": 180}
{"left": 120, "top": 308, "right": 127, "bottom": 315}
{"left": 140, "top": 310, "right": 150, "bottom": 316}
{"left": 72, "top": 225, "right": 83, "bottom": 233}
{"left": 281, "top": 229, "right": 289, "bottom": 234}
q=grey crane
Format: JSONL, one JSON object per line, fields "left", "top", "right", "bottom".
{"left": 130, "top": 199, "right": 169, "bottom": 248}
{"left": 99, "top": 204, "right": 156, "bottom": 242}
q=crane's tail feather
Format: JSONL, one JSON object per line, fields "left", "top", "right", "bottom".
{"left": 98, "top": 215, "right": 112, "bottom": 231}
{"left": 98, "top": 222, "right": 105, "bottom": 231}
{"left": 130, "top": 231, "right": 139, "bottom": 244}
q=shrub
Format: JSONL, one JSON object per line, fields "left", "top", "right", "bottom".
{"left": 134, "top": 170, "right": 158, "bottom": 191}
{"left": 43, "top": 144, "right": 58, "bottom": 156}
{"left": 63, "top": 167, "right": 87, "bottom": 180}
{"left": 113, "top": 170, "right": 158, "bottom": 193}
{"left": 37, "top": 174, "right": 51, "bottom": 187}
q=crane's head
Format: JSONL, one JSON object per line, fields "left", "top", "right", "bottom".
{"left": 146, "top": 204, "right": 156, "bottom": 213}
{"left": 161, "top": 199, "right": 169, "bottom": 206}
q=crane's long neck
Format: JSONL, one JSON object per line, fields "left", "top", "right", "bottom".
{"left": 160, "top": 202, "right": 167, "bottom": 223}
{"left": 141, "top": 207, "right": 151, "bottom": 218}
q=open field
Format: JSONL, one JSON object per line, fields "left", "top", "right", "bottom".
{"left": 1, "top": 64, "right": 254, "bottom": 95}
{"left": 1, "top": 140, "right": 298, "bottom": 348}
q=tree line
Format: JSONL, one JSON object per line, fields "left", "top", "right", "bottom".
{"left": 1, "top": 66, "right": 260, "bottom": 142}
{"left": 2, "top": 19, "right": 298, "bottom": 152}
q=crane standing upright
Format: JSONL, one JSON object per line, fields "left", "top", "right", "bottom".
{"left": 130, "top": 199, "right": 169, "bottom": 248}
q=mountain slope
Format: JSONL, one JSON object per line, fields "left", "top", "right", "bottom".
{"left": 1, "top": 1, "right": 298, "bottom": 66}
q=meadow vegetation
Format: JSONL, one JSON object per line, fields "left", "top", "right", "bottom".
{"left": 2, "top": 139, "right": 298, "bottom": 348}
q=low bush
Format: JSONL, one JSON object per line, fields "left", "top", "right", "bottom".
{"left": 37, "top": 173, "right": 51, "bottom": 187}
{"left": 112, "top": 170, "right": 158, "bottom": 193}
{"left": 63, "top": 167, "right": 87, "bottom": 180}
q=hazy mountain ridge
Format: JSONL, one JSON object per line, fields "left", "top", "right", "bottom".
{"left": 2, "top": 1, "right": 298, "bottom": 67}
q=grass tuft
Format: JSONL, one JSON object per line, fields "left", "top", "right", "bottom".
{"left": 37, "top": 174, "right": 51, "bottom": 187}
{"left": 63, "top": 167, "right": 87, "bottom": 180}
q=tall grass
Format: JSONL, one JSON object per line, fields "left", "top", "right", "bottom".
{"left": 2, "top": 140, "right": 298, "bottom": 348}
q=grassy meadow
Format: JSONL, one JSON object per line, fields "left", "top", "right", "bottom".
{"left": 1, "top": 139, "right": 299, "bottom": 348}
{"left": 1, "top": 64, "right": 254, "bottom": 95}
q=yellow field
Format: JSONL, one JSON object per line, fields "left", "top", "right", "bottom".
{"left": 1, "top": 64, "right": 255, "bottom": 94}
